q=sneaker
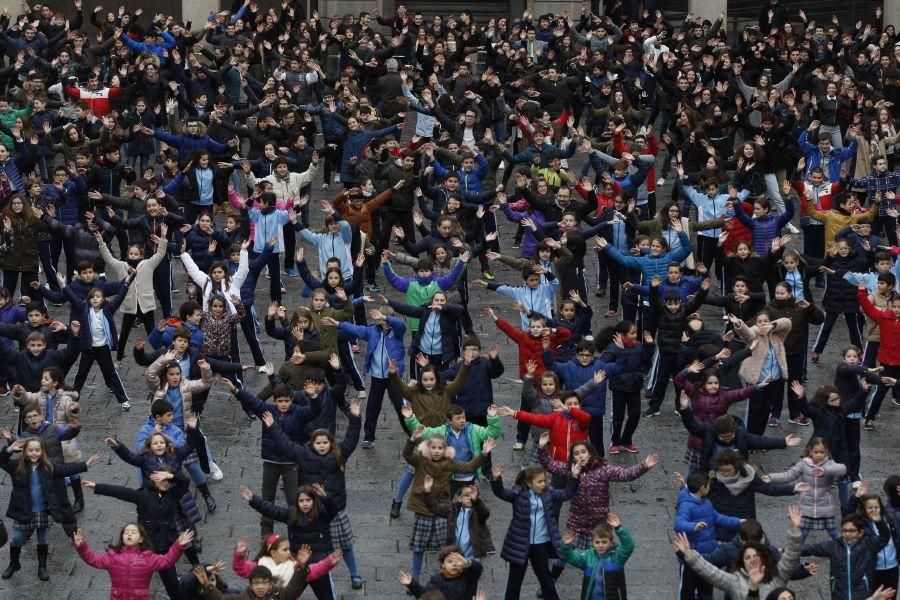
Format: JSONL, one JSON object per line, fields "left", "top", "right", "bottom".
{"left": 320, "top": 183, "right": 329, "bottom": 190}
{"left": 482, "top": 270, "right": 495, "bottom": 281}
{"left": 121, "top": 401, "right": 131, "bottom": 411}
{"left": 246, "top": 411, "right": 257, "bottom": 421}
{"left": 390, "top": 500, "right": 402, "bottom": 519}
{"left": 284, "top": 267, "right": 299, "bottom": 278}
{"left": 334, "top": 174, "right": 341, "bottom": 183}
{"left": 811, "top": 353, "right": 820, "bottom": 363}
{"left": 852, "top": 481, "right": 862, "bottom": 490}
{"left": 643, "top": 408, "right": 660, "bottom": 417}
{"left": 893, "top": 398, "right": 900, "bottom": 407}
{"left": 264, "top": 267, "right": 270, "bottom": 280}
{"left": 512, "top": 242, "right": 521, "bottom": 249}
{"left": 357, "top": 390, "right": 367, "bottom": 400}
{"left": 657, "top": 178, "right": 666, "bottom": 186}
{"left": 361, "top": 440, "right": 375, "bottom": 449}
{"left": 0, "top": 385, "right": 8, "bottom": 397}
{"left": 624, "top": 444, "right": 639, "bottom": 453}
{"left": 788, "top": 415, "right": 810, "bottom": 426}
{"left": 594, "top": 288, "right": 603, "bottom": 297}
{"left": 258, "top": 365, "right": 268, "bottom": 373}
{"left": 864, "top": 419, "right": 875, "bottom": 431}
{"left": 604, "top": 309, "right": 619, "bottom": 318}
{"left": 608, "top": 445, "right": 621, "bottom": 454}
{"left": 785, "top": 223, "right": 800, "bottom": 234}
{"left": 512, "top": 442, "right": 525, "bottom": 451}
{"left": 209, "top": 462, "right": 224, "bottom": 481}
{"left": 351, "top": 344, "right": 360, "bottom": 354}
{"left": 366, "top": 282, "right": 382, "bottom": 293}
{"left": 351, "top": 576, "right": 364, "bottom": 590}
{"left": 767, "top": 417, "right": 780, "bottom": 427}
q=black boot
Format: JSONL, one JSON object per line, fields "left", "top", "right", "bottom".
{"left": 1, "top": 546, "right": 20, "bottom": 579}
{"left": 390, "top": 500, "right": 402, "bottom": 519}
{"left": 37, "top": 545, "right": 49, "bottom": 581}
{"left": 70, "top": 480, "right": 84, "bottom": 513}
{"left": 199, "top": 484, "right": 217, "bottom": 513}
{"left": 551, "top": 564, "right": 564, "bottom": 580}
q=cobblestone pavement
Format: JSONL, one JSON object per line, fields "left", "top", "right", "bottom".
{"left": 1, "top": 143, "right": 897, "bottom": 600}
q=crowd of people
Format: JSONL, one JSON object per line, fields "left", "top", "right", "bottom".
{"left": 0, "top": 0, "right": 900, "bottom": 599}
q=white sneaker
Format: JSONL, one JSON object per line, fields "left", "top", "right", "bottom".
{"left": 785, "top": 223, "right": 799, "bottom": 234}
{"left": 357, "top": 390, "right": 368, "bottom": 400}
{"left": 334, "top": 174, "right": 340, "bottom": 183}
{"left": 209, "top": 462, "right": 224, "bottom": 481}
{"left": 121, "top": 401, "right": 131, "bottom": 411}
{"left": 258, "top": 365, "right": 268, "bottom": 373}
{"left": 657, "top": 178, "right": 666, "bottom": 186}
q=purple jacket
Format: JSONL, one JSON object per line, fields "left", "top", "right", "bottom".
{"left": 501, "top": 204, "right": 545, "bottom": 258}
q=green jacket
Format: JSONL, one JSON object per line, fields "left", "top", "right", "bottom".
{"left": 404, "top": 413, "right": 500, "bottom": 477}
{"left": 0, "top": 102, "right": 32, "bottom": 149}
{"left": 561, "top": 525, "right": 634, "bottom": 600}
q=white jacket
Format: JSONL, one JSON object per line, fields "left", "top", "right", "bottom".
{"left": 100, "top": 240, "right": 167, "bottom": 314}
{"left": 179, "top": 249, "right": 249, "bottom": 314}
{"left": 249, "top": 162, "right": 319, "bottom": 203}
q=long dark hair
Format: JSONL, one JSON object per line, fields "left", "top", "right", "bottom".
{"left": 568, "top": 440, "right": 604, "bottom": 470}
{"left": 108, "top": 522, "right": 153, "bottom": 552}
{"left": 14, "top": 437, "right": 54, "bottom": 479}
{"left": 594, "top": 320, "right": 636, "bottom": 353}
{"left": 732, "top": 542, "right": 778, "bottom": 580}
{"left": 885, "top": 475, "right": 900, "bottom": 508}
{"left": 764, "top": 587, "right": 796, "bottom": 600}
{"left": 289, "top": 485, "right": 320, "bottom": 524}
{"left": 414, "top": 365, "right": 447, "bottom": 394}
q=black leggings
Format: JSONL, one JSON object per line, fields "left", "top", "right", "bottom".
{"left": 813, "top": 311, "right": 864, "bottom": 354}
{"left": 611, "top": 389, "right": 641, "bottom": 447}
{"left": 746, "top": 380, "right": 785, "bottom": 435}
{"left": 117, "top": 309, "right": 155, "bottom": 361}
{"left": 505, "top": 542, "right": 560, "bottom": 600}
{"left": 3, "top": 270, "right": 37, "bottom": 299}
{"left": 588, "top": 415, "right": 605, "bottom": 457}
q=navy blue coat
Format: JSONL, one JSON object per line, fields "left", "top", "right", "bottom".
{"left": 64, "top": 278, "right": 131, "bottom": 351}
{"left": 236, "top": 389, "right": 322, "bottom": 463}
{"left": 389, "top": 301, "right": 464, "bottom": 364}
{"left": 441, "top": 355, "right": 505, "bottom": 417}
{"left": 490, "top": 475, "right": 577, "bottom": 566}
{"left": 0, "top": 333, "right": 80, "bottom": 391}
{"left": 0, "top": 445, "right": 88, "bottom": 524}
{"left": 600, "top": 341, "right": 654, "bottom": 393}
{"left": 680, "top": 407, "right": 788, "bottom": 473}
{"left": 266, "top": 413, "right": 361, "bottom": 512}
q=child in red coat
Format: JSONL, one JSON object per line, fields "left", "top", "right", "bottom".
{"left": 486, "top": 308, "right": 571, "bottom": 378}
{"left": 498, "top": 384, "right": 597, "bottom": 463}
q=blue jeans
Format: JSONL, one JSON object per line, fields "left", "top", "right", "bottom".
{"left": 11, "top": 525, "right": 48, "bottom": 547}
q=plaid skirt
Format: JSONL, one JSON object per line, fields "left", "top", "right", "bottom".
{"left": 13, "top": 511, "right": 50, "bottom": 534}
{"left": 571, "top": 531, "right": 593, "bottom": 551}
{"left": 801, "top": 515, "right": 836, "bottom": 531}
{"left": 409, "top": 513, "right": 448, "bottom": 553}
{"left": 683, "top": 448, "right": 701, "bottom": 472}
{"left": 329, "top": 509, "right": 355, "bottom": 551}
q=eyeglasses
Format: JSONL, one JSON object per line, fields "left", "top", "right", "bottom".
{"left": 840, "top": 528, "right": 859, "bottom": 534}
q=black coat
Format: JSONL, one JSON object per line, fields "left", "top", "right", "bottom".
{"left": 802, "top": 528, "right": 890, "bottom": 600}
{"left": 422, "top": 495, "right": 492, "bottom": 559}
{"left": 390, "top": 301, "right": 464, "bottom": 364}
{"left": 819, "top": 253, "right": 868, "bottom": 313}
{"left": 407, "top": 561, "right": 483, "bottom": 600}
{"left": 92, "top": 474, "right": 192, "bottom": 553}
{"left": 266, "top": 412, "right": 360, "bottom": 512}
{"left": 0, "top": 445, "right": 87, "bottom": 524}
{"left": 249, "top": 493, "right": 337, "bottom": 558}
{"left": 706, "top": 471, "right": 796, "bottom": 538}
{"left": 650, "top": 285, "right": 708, "bottom": 355}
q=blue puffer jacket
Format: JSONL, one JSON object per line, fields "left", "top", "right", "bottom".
{"left": 0, "top": 303, "right": 26, "bottom": 351}
{"left": 441, "top": 355, "right": 505, "bottom": 417}
{"left": 298, "top": 103, "right": 347, "bottom": 141}
{"left": 490, "top": 476, "right": 577, "bottom": 566}
{"left": 801, "top": 528, "right": 890, "bottom": 600}
{"left": 236, "top": 389, "right": 322, "bottom": 463}
{"left": 600, "top": 232, "right": 693, "bottom": 283}
{"left": 541, "top": 351, "right": 622, "bottom": 416}
{"left": 337, "top": 318, "right": 407, "bottom": 377}
{"left": 674, "top": 487, "right": 741, "bottom": 554}
{"left": 600, "top": 342, "right": 653, "bottom": 393}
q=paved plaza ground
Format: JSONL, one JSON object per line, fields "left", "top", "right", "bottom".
{"left": 1, "top": 143, "right": 898, "bottom": 599}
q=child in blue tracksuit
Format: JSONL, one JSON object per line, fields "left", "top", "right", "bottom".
{"left": 674, "top": 472, "right": 741, "bottom": 600}
{"left": 227, "top": 241, "right": 270, "bottom": 367}
{"left": 62, "top": 270, "right": 134, "bottom": 409}
{"left": 336, "top": 307, "right": 407, "bottom": 446}
{"left": 296, "top": 204, "right": 354, "bottom": 281}
{"left": 542, "top": 340, "right": 622, "bottom": 458}
{"left": 480, "top": 268, "right": 560, "bottom": 330}
{"left": 248, "top": 192, "right": 290, "bottom": 303}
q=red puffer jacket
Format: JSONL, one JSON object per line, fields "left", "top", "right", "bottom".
{"left": 513, "top": 407, "right": 591, "bottom": 462}
{"left": 859, "top": 289, "right": 900, "bottom": 366}
{"left": 74, "top": 540, "right": 184, "bottom": 599}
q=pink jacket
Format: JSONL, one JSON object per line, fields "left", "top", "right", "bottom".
{"left": 735, "top": 318, "right": 791, "bottom": 385}
{"left": 674, "top": 370, "right": 757, "bottom": 450}
{"left": 229, "top": 189, "right": 294, "bottom": 240}
{"left": 75, "top": 540, "right": 184, "bottom": 600}
{"left": 232, "top": 550, "right": 334, "bottom": 583}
